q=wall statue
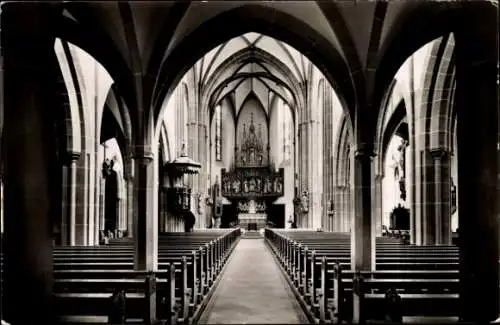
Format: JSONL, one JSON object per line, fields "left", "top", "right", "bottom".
{"left": 301, "top": 191, "right": 309, "bottom": 213}
{"left": 197, "top": 193, "right": 203, "bottom": 214}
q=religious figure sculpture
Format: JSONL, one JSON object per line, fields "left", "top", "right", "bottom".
{"left": 224, "top": 177, "right": 231, "bottom": 194}
{"left": 392, "top": 139, "right": 408, "bottom": 201}
{"left": 197, "top": 193, "right": 203, "bottom": 214}
{"left": 233, "top": 178, "right": 241, "bottom": 193}
{"left": 243, "top": 178, "right": 249, "bottom": 193}
{"left": 256, "top": 177, "right": 262, "bottom": 193}
{"left": 451, "top": 177, "right": 457, "bottom": 215}
{"left": 249, "top": 177, "right": 256, "bottom": 192}
{"left": 263, "top": 177, "right": 271, "bottom": 193}
{"left": 274, "top": 177, "right": 283, "bottom": 194}
{"left": 102, "top": 158, "right": 115, "bottom": 178}
{"left": 301, "top": 191, "right": 309, "bottom": 213}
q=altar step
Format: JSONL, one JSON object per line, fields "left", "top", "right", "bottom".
{"left": 242, "top": 230, "right": 264, "bottom": 239}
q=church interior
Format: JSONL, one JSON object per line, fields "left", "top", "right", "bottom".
{"left": 0, "top": 1, "right": 498, "bottom": 324}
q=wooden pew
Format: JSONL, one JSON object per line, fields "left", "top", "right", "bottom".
{"left": 265, "top": 228, "right": 460, "bottom": 323}
{"left": 54, "top": 267, "right": 176, "bottom": 324}
{"left": 52, "top": 228, "right": 241, "bottom": 324}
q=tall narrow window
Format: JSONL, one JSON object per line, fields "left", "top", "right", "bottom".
{"left": 215, "top": 104, "right": 222, "bottom": 161}
{"left": 282, "top": 103, "right": 293, "bottom": 161}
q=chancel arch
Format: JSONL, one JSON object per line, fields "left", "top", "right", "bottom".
{"left": 152, "top": 6, "right": 357, "bottom": 128}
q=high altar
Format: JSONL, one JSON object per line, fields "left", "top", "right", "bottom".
{"left": 221, "top": 113, "right": 284, "bottom": 230}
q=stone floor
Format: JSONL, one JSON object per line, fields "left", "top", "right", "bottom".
{"left": 199, "top": 238, "right": 308, "bottom": 324}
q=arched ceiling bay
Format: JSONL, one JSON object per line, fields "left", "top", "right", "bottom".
{"left": 62, "top": 0, "right": 419, "bottom": 76}
{"left": 166, "top": 1, "right": 344, "bottom": 63}
{"left": 59, "top": 0, "right": 448, "bottom": 128}
{"left": 186, "top": 32, "right": 324, "bottom": 117}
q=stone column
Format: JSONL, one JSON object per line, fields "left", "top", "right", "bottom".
{"left": 343, "top": 186, "right": 351, "bottom": 233}
{"left": 126, "top": 177, "right": 134, "bottom": 237}
{"left": 338, "top": 187, "right": 344, "bottom": 232}
{"left": 61, "top": 164, "right": 69, "bottom": 245}
{"left": 408, "top": 143, "right": 417, "bottom": 245}
{"left": 0, "top": 176, "right": 3, "bottom": 234}
{"left": 82, "top": 153, "right": 91, "bottom": 245}
{"left": 421, "top": 150, "right": 435, "bottom": 245}
{"left": 373, "top": 174, "right": 383, "bottom": 236}
{"left": 158, "top": 187, "right": 164, "bottom": 233}
{"left": 455, "top": 7, "right": 499, "bottom": 320}
{"left": 309, "top": 119, "right": 323, "bottom": 230}
{"left": 133, "top": 154, "right": 158, "bottom": 271}
{"left": 430, "top": 149, "right": 452, "bottom": 245}
{"left": 2, "top": 3, "right": 57, "bottom": 322}
{"left": 99, "top": 176, "right": 106, "bottom": 231}
{"left": 334, "top": 185, "right": 343, "bottom": 232}
{"left": 68, "top": 152, "right": 81, "bottom": 246}
{"left": 351, "top": 149, "right": 375, "bottom": 271}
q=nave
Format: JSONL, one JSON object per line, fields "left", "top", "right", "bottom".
{"left": 1, "top": 1, "right": 498, "bottom": 324}
{"left": 198, "top": 235, "right": 308, "bottom": 324}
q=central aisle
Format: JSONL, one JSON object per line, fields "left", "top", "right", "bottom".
{"left": 199, "top": 238, "right": 308, "bottom": 324}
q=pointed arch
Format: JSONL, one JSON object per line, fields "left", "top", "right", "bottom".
{"left": 379, "top": 100, "right": 407, "bottom": 175}
{"left": 236, "top": 92, "right": 268, "bottom": 156}
{"left": 334, "top": 114, "right": 353, "bottom": 187}
{"left": 153, "top": 5, "right": 356, "bottom": 130}
{"left": 159, "top": 122, "right": 171, "bottom": 164}
{"left": 428, "top": 34, "right": 456, "bottom": 151}
{"left": 236, "top": 91, "right": 268, "bottom": 125}
{"left": 54, "top": 38, "right": 84, "bottom": 155}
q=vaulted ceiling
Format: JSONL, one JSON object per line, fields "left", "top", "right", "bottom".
{"left": 57, "top": 0, "right": 493, "bottom": 127}
{"left": 191, "top": 32, "right": 316, "bottom": 118}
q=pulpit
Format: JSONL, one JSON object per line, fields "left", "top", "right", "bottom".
{"left": 164, "top": 146, "right": 201, "bottom": 231}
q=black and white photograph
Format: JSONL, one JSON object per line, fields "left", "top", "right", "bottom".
{"left": 0, "top": 1, "right": 499, "bottom": 324}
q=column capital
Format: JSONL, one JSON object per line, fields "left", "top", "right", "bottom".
{"left": 354, "top": 149, "right": 375, "bottom": 160}
{"left": 132, "top": 154, "right": 154, "bottom": 166}
{"left": 66, "top": 151, "right": 81, "bottom": 162}
{"left": 131, "top": 145, "right": 154, "bottom": 166}
{"left": 354, "top": 143, "right": 375, "bottom": 159}
{"left": 429, "top": 148, "right": 449, "bottom": 160}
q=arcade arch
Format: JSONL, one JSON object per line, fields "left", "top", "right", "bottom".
{"left": 154, "top": 32, "right": 349, "bottom": 233}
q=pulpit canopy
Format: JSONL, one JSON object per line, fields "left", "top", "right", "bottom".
{"left": 165, "top": 145, "right": 202, "bottom": 189}
{"left": 166, "top": 154, "right": 202, "bottom": 175}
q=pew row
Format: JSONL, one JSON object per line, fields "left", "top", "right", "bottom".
{"left": 265, "top": 229, "right": 459, "bottom": 323}
{"left": 52, "top": 228, "right": 241, "bottom": 324}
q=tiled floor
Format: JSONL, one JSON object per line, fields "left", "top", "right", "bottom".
{"left": 199, "top": 238, "right": 308, "bottom": 324}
